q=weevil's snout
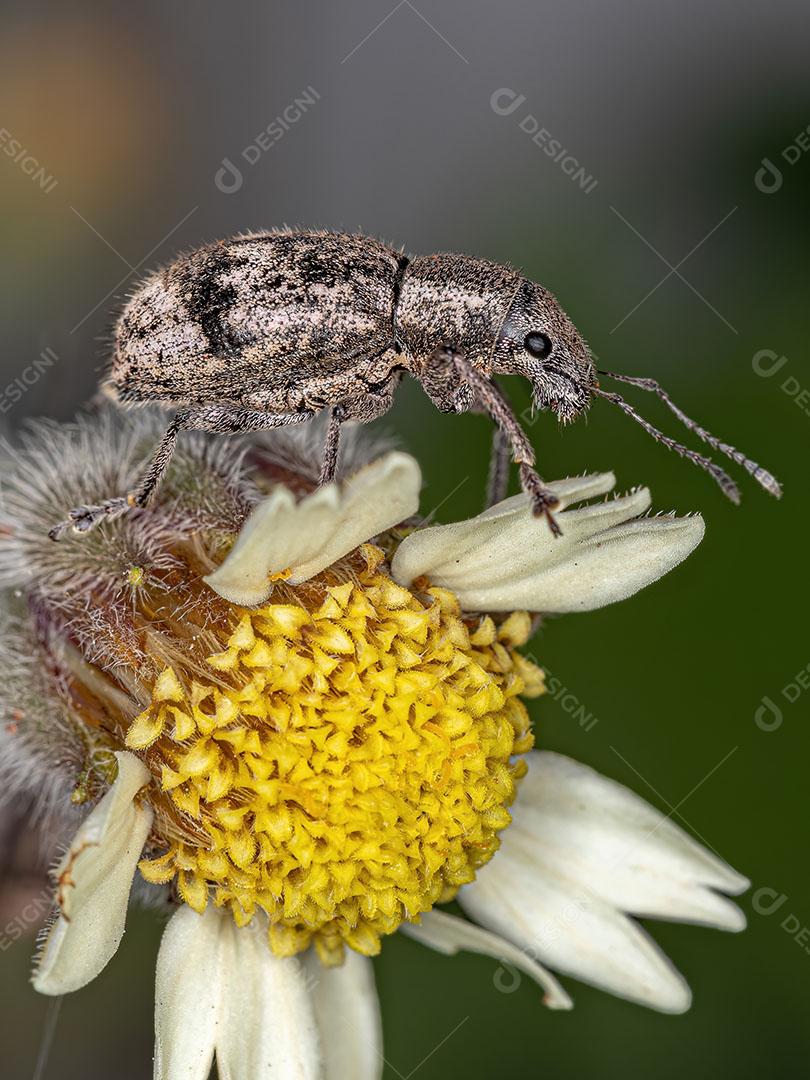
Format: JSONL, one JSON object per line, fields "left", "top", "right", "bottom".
{"left": 535, "top": 353, "right": 594, "bottom": 423}
{"left": 493, "top": 279, "right": 595, "bottom": 423}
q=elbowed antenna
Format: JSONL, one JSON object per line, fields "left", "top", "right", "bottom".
{"left": 598, "top": 370, "right": 782, "bottom": 498}
{"left": 592, "top": 385, "right": 741, "bottom": 503}
{"left": 595, "top": 370, "right": 783, "bottom": 502}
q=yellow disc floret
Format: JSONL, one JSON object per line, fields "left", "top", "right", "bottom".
{"left": 129, "top": 551, "right": 543, "bottom": 963}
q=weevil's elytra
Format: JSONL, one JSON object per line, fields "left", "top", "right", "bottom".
{"left": 113, "top": 232, "right": 404, "bottom": 412}
{"left": 49, "top": 228, "right": 781, "bottom": 541}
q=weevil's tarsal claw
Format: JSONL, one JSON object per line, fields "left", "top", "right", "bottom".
{"left": 543, "top": 508, "right": 563, "bottom": 537}
{"left": 48, "top": 496, "right": 133, "bottom": 541}
{"left": 519, "top": 465, "right": 563, "bottom": 537}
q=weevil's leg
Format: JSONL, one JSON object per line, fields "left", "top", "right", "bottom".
{"left": 181, "top": 405, "right": 312, "bottom": 437}
{"left": 131, "top": 410, "right": 190, "bottom": 507}
{"left": 318, "top": 405, "right": 347, "bottom": 485}
{"left": 442, "top": 347, "right": 562, "bottom": 535}
{"left": 47, "top": 495, "right": 129, "bottom": 540}
{"left": 486, "top": 427, "right": 512, "bottom": 508}
{"left": 315, "top": 375, "right": 400, "bottom": 485}
{"left": 48, "top": 411, "right": 192, "bottom": 540}
{"left": 597, "top": 369, "right": 782, "bottom": 498}
{"left": 450, "top": 384, "right": 511, "bottom": 505}
{"left": 49, "top": 407, "right": 311, "bottom": 540}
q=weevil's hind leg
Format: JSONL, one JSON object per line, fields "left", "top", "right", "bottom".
{"left": 48, "top": 406, "right": 312, "bottom": 540}
{"left": 486, "top": 427, "right": 511, "bottom": 508}
{"left": 48, "top": 411, "right": 191, "bottom": 540}
{"left": 47, "top": 494, "right": 131, "bottom": 540}
{"left": 440, "top": 347, "right": 562, "bottom": 535}
{"left": 598, "top": 370, "right": 782, "bottom": 498}
{"left": 131, "top": 410, "right": 190, "bottom": 506}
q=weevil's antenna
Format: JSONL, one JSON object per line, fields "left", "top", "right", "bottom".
{"left": 598, "top": 370, "right": 782, "bottom": 498}
{"left": 592, "top": 385, "right": 742, "bottom": 503}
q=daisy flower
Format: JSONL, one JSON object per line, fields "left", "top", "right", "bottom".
{"left": 0, "top": 410, "right": 746, "bottom": 1079}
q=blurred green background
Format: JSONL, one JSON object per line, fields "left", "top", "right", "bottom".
{"left": 1, "top": 2, "right": 808, "bottom": 1077}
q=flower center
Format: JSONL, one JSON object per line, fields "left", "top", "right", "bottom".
{"left": 129, "top": 549, "right": 542, "bottom": 964}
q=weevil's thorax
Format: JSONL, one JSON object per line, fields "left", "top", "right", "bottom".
{"left": 394, "top": 254, "right": 522, "bottom": 372}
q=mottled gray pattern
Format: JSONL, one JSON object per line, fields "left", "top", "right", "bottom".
{"left": 55, "top": 229, "right": 600, "bottom": 538}
{"left": 396, "top": 253, "right": 522, "bottom": 370}
{"left": 109, "top": 230, "right": 596, "bottom": 419}
{"left": 110, "top": 230, "right": 405, "bottom": 410}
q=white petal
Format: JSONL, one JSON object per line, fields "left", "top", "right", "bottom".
{"left": 203, "top": 485, "right": 339, "bottom": 606}
{"left": 303, "top": 949, "right": 383, "bottom": 1080}
{"left": 401, "top": 908, "right": 572, "bottom": 1010}
{"left": 290, "top": 452, "right": 420, "bottom": 583}
{"left": 391, "top": 477, "right": 642, "bottom": 601}
{"left": 460, "top": 853, "right": 692, "bottom": 1013}
{"left": 477, "top": 472, "right": 617, "bottom": 521}
{"left": 33, "top": 751, "right": 152, "bottom": 995}
{"left": 217, "top": 919, "right": 322, "bottom": 1080}
{"left": 391, "top": 475, "right": 704, "bottom": 613}
{"left": 520, "top": 512, "right": 705, "bottom": 614}
{"left": 206, "top": 452, "right": 421, "bottom": 606}
{"left": 458, "top": 751, "right": 748, "bottom": 1013}
{"left": 155, "top": 908, "right": 324, "bottom": 1080}
{"left": 154, "top": 906, "right": 222, "bottom": 1080}
{"left": 509, "top": 751, "right": 748, "bottom": 928}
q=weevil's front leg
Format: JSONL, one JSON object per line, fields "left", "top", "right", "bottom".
{"left": 437, "top": 346, "right": 562, "bottom": 535}
{"left": 487, "top": 426, "right": 512, "bottom": 508}
{"left": 49, "top": 406, "right": 312, "bottom": 540}
{"left": 444, "top": 374, "right": 511, "bottom": 507}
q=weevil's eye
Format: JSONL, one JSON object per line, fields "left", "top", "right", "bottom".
{"left": 524, "top": 332, "right": 553, "bottom": 359}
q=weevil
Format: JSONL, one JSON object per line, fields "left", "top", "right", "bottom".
{"left": 49, "top": 229, "right": 781, "bottom": 540}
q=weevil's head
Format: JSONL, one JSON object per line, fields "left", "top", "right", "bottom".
{"left": 492, "top": 279, "right": 596, "bottom": 423}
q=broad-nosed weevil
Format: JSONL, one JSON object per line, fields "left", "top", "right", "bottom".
{"left": 49, "top": 228, "right": 781, "bottom": 540}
